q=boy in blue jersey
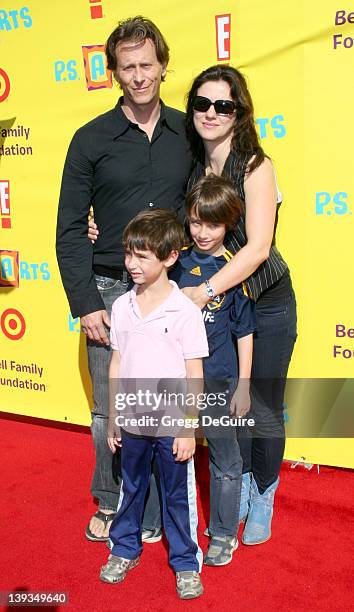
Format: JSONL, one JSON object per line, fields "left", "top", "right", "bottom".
{"left": 170, "top": 174, "right": 256, "bottom": 566}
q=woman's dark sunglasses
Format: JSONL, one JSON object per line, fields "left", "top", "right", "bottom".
{"left": 193, "top": 95, "right": 236, "bottom": 115}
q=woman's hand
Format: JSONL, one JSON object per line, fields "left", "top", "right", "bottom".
{"left": 88, "top": 216, "right": 99, "bottom": 243}
{"left": 181, "top": 285, "right": 209, "bottom": 309}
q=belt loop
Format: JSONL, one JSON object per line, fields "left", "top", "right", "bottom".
{"left": 122, "top": 270, "right": 128, "bottom": 283}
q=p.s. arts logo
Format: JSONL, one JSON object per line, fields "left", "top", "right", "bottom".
{"left": 82, "top": 45, "right": 112, "bottom": 91}
{"left": 54, "top": 44, "right": 113, "bottom": 92}
{"left": 315, "top": 191, "right": 352, "bottom": 216}
{"left": 0, "top": 7, "right": 32, "bottom": 31}
{"left": 0, "top": 250, "right": 19, "bottom": 286}
{"left": 0, "top": 308, "right": 26, "bottom": 340}
{"left": 0, "top": 68, "right": 10, "bottom": 102}
{"left": 0, "top": 251, "right": 51, "bottom": 285}
{"left": 256, "top": 115, "right": 286, "bottom": 139}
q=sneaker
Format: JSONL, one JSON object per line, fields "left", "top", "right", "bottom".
{"left": 100, "top": 554, "right": 139, "bottom": 584}
{"left": 204, "top": 535, "right": 238, "bottom": 566}
{"left": 141, "top": 527, "right": 162, "bottom": 543}
{"left": 176, "top": 571, "right": 204, "bottom": 600}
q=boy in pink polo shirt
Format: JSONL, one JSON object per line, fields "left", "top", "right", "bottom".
{"left": 99, "top": 209, "right": 208, "bottom": 600}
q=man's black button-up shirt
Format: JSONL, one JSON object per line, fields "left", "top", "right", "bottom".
{"left": 56, "top": 99, "right": 192, "bottom": 318}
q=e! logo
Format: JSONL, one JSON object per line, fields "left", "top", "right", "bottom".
{"left": 215, "top": 14, "right": 231, "bottom": 61}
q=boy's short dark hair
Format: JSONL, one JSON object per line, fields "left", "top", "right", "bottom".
{"left": 106, "top": 16, "right": 170, "bottom": 79}
{"left": 123, "top": 209, "right": 185, "bottom": 261}
{"left": 186, "top": 174, "right": 242, "bottom": 231}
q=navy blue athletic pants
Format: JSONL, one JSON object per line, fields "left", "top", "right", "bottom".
{"left": 109, "top": 432, "right": 202, "bottom": 572}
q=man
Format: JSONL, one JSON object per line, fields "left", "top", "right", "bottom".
{"left": 56, "top": 16, "right": 192, "bottom": 541}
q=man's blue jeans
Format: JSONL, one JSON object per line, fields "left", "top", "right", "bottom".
{"left": 87, "top": 274, "right": 161, "bottom": 529}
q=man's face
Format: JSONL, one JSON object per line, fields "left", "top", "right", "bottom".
{"left": 115, "top": 38, "right": 166, "bottom": 108}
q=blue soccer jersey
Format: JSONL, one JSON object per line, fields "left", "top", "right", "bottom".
{"left": 169, "top": 246, "right": 256, "bottom": 380}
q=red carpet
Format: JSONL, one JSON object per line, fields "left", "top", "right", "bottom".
{"left": 1, "top": 418, "right": 353, "bottom": 611}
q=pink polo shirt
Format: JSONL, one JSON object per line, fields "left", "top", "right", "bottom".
{"left": 110, "top": 281, "right": 209, "bottom": 379}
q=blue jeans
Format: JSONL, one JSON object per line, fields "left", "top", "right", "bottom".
{"left": 87, "top": 274, "right": 161, "bottom": 529}
{"left": 237, "top": 283, "right": 297, "bottom": 493}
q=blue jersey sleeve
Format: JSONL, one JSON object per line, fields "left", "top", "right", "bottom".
{"left": 230, "top": 285, "right": 257, "bottom": 339}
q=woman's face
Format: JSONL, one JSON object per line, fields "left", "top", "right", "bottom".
{"left": 193, "top": 80, "right": 236, "bottom": 146}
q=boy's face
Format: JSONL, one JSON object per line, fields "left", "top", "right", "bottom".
{"left": 125, "top": 248, "right": 178, "bottom": 285}
{"left": 189, "top": 215, "right": 226, "bottom": 256}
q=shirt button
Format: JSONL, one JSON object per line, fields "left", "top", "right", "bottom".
{"left": 148, "top": 202, "right": 154, "bottom": 208}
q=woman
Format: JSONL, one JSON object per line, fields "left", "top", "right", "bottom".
{"left": 89, "top": 64, "right": 297, "bottom": 546}
{"left": 183, "top": 64, "right": 297, "bottom": 545}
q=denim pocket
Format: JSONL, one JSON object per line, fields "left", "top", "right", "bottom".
{"left": 256, "top": 293, "right": 297, "bottom": 339}
{"left": 95, "top": 275, "right": 121, "bottom": 291}
{"left": 257, "top": 303, "right": 287, "bottom": 317}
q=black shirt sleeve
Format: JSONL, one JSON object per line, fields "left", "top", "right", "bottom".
{"left": 56, "top": 129, "right": 105, "bottom": 318}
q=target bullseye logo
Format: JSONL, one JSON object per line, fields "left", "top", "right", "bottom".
{"left": 0, "top": 68, "right": 11, "bottom": 103}
{"left": 0, "top": 308, "right": 26, "bottom": 340}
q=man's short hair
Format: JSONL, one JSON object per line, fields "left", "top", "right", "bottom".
{"left": 123, "top": 209, "right": 185, "bottom": 261}
{"left": 106, "top": 16, "right": 170, "bottom": 79}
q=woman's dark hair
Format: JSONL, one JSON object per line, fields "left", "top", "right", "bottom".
{"left": 185, "top": 65, "right": 265, "bottom": 173}
{"left": 106, "top": 16, "right": 169, "bottom": 80}
{"left": 186, "top": 174, "right": 242, "bottom": 231}
{"left": 123, "top": 209, "right": 184, "bottom": 261}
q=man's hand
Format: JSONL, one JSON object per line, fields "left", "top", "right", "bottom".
{"left": 108, "top": 433, "right": 122, "bottom": 453}
{"left": 88, "top": 216, "right": 99, "bottom": 243}
{"left": 172, "top": 437, "right": 196, "bottom": 462}
{"left": 81, "top": 310, "right": 110, "bottom": 345}
{"left": 230, "top": 380, "right": 251, "bottom": 417}
{"left": 181, "top": 285, "right": 209, "bottom": 310}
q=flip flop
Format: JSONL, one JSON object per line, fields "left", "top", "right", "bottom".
{"left": 85, "top": 510, "right": 116, "bottom": 542}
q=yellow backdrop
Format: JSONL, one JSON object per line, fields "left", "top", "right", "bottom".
{"left": 1, "top": 0, "right": 353, "bottom": 467}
